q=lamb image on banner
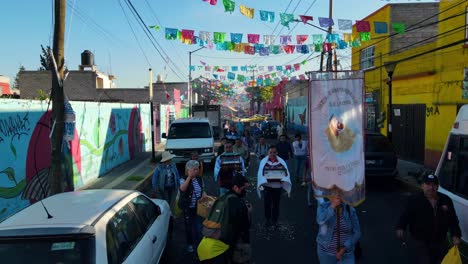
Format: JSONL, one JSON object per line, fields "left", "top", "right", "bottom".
{"left": 307, "top": 71, "right": 365, "bottom": 206}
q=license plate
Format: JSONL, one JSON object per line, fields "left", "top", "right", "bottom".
{"left": 366, "top": 160, "right": 376, "bottom": 165}
{"left": 204, "top": 159, "right": 212, "bottom": 163}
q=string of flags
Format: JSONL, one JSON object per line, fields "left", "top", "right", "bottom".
{"left": 190, "top": 63, "right": 306, "bottom": 73}
{"left": 154, "top": 19, "right": 407, "bottom": 55}
{"left": 199, "top": 0, "right": 416, "bottom": 30}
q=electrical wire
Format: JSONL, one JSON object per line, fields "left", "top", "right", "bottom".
{"left": 143, "top": 0, "right": 188, "bottom": 72}
{"left": 124, "top": 0, "right": 187, "bottom": 81}
{"left": 117, "top": 0, "right": 152, "bottom": 67}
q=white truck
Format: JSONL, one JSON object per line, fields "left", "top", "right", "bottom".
{"left": 435, "top": 105, "right": 468, "bottom": 250}
{"left": 192, "top": 104, "right": 221, "bottom": 139}
{"left": 162, "top": 118, "right": 215, "bottom": 167}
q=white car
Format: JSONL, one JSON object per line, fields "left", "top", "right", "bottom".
{"left": 0, "top": 189, "right": 170, "bottom": 263}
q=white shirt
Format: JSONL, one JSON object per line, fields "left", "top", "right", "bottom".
{"left": 292, "top": 140, "right": 307, "bottom": 156}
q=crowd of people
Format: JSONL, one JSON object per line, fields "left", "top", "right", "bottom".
{"left": 152, "top": 122, "right": 462, "bottom": 264}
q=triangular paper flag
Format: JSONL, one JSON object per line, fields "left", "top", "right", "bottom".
{"left": 374, "top": 22, "right": 388, "bottom": 34}
{"left": 240, "top": 5, "right": 254, "bottom": 19}
{"left": 259, "top": 10, "right": 275, "bottom": 22}
{"left": 356, "top": 20, "right": 371, "bottom": 32}
{"left": 299, "top": 15, "right": 313, "bottom": 24}
{"left": 280, "top": 13, "right": 295, "bottom": 29}
{"left": 392, "top": 22, "right": 405, "bottom": 34}
{"left": 222, "top": 0, "right": 235, "bottom": 13}
{"left": 337, "top": 19, "right": 352, "bottom": 30}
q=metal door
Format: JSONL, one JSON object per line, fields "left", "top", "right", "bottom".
{"left": 391, "top": 104, "right": 426, "bottom": 163}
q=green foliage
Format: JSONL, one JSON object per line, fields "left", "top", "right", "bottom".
{"left": 36, "top": 89, "right": 48, "bottom": 101}
{"left": 13, "top": 65, "right": 25, "bottom": 90}
{"left": 39, "top": 45, "right": 53, "bottom": 71}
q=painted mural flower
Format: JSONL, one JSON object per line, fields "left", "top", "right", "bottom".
{"left": 109, "top": 112, "right": 116, "bottom": 135}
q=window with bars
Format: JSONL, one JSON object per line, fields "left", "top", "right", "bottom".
{"left": 360, "top": 46, "right": 375, "bottom": 70}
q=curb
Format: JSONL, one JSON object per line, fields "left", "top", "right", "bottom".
{"left": 132, "top": 169, "right": 154, "bottom": 193}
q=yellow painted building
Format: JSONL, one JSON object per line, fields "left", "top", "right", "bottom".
{"left": 352, "top": 1, "right": 468, "bottom": 168}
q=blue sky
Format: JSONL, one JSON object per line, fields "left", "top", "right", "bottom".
{"left": 0, "top": 0, "right": 438, "bottom": 88}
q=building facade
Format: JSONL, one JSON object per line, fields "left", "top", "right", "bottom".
{"left": 352, "top": 0, "right": 468, "bottom": 168}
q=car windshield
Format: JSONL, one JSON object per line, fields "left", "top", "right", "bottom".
{"left": 366, "top": 134, "right": 394, "bottom": 152}
{"left": 168, "top": 123, "right": 212, "bottom": 139}
{"left": 0, "top": 236, "right": 95, "bottom": 264}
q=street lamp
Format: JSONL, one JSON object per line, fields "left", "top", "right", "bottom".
{"left": 384, "top": 61, "right": 397, "bottom": 142}
{"left": 149, "top": 68, "right": 156, "bottom": 162}
{"left": 189, "top": 46, "right": 205, "bottom": 116}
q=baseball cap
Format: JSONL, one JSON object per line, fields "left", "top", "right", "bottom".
{"left": 421, "top": 174, "right": 439, "bottom": 185}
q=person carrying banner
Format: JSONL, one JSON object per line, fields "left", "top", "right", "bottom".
{"left": 257, "top": 145, "right": 292, "bottom": 227}
{"left": 316, "top": 194, "right": 361, "bottom": 263}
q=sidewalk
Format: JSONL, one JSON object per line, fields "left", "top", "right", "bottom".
{"left": 78, "top": 142, "right": 165, "bottom": 193}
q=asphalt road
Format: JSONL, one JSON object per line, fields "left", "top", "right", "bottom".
{"left": 153, "top": 153, "right": 423, "bottom": 264}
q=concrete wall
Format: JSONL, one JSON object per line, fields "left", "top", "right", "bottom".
{"left": 390, "top": 3, "right": 439, "bottom": 54}
{"left": 0, "top": 99, "right": 151, "bottom": 221}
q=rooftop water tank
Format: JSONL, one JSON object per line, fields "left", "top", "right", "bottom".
{"left": 81, "top": 50, "right": 94, "bottom": 66}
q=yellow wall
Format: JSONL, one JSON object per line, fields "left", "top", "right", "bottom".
{"left": 352, "top": 1, "right": 468, "bottom": 166}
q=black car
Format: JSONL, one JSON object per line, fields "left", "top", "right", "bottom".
{"left": 365, "top": 132, "right": 398, "bottom": 177}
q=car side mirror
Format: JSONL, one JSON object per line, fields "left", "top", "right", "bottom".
{"left": 162, "top": 133, "right": 167, "bottom": 138}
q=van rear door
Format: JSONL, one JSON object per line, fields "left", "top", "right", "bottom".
{"left": 437, "top": 133, "right": 468, "bottom": 243}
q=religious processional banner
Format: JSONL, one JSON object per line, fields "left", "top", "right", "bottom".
{"left": 308, "top": 71, "right": 365, "bottom": 206}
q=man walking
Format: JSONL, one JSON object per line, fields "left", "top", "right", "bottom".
{"left": 257, "top": 146, "right": 292, "bottom": 227}
{"left": 214, "top": 141, "right": 246, "bottom": 195}
{"left": 396, "top": 174, "right": 461, "bottom": 264}
{"left": 292, "top": 134, "right": 307, "bottom": 182}
{"left": 197, "top": 176, "right": 251, "bottom": 263}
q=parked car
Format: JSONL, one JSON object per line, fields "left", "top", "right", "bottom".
{"left": 0, "top": 190, "right": 170, "bottom": 264}
{"left": 365, "top": 132, "right": 398, "bottom": 177}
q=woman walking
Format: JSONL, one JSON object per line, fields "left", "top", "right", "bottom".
{"left": 316, "top": 195, "right": 361, "bottom": 264}
{"left": 180, "top": 160, "right": 204, "bottom": 253}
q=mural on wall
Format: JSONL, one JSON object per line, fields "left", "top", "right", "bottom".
{"left": 0, "top": 99, "right": 151, "bottom": 221}
{"left": 159, "top": 104, "right": 176, "bottom": 142}
{"left": 286, "top": 96, "right": 308, "bottom": 134}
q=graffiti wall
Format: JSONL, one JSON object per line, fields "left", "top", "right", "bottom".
{"left": 0, "top": 99, "right": 151, "bottom": 221}
{"left": 286, "top": 96, "right": 308, "bottom": 134}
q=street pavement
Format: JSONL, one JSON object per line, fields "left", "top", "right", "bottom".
{"left": 81, "top": 139, "right": 460, "bottom": 263}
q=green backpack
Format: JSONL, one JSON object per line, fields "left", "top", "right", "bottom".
{"left": 202, "top": 193, "right": 236, "bottom": 242}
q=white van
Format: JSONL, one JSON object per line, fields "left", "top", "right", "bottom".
{"left": 435, "top": 105, "right": 468, "bottom": 245}
{"left": 162, "top": 118, "right": 215, "bottom": 166}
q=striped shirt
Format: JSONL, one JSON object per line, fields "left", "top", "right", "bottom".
{"left": 179, "top": 177, "right": 203, "bottom": 208}
{"left": 320, "top": 209, "right": 351, "bottom": 254}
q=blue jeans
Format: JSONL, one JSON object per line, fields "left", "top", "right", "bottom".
{"left": 294, "top": 155, "right": 307, "bottom": 181}
{"left": 183, "top": 207, "right": 203, "bottom": 247}
{"left": 317, "top": 247, "right": 355, "bottom": 264}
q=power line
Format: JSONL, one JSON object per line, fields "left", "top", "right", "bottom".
{"left": 117, "top": 0, "right": 152, "bottom": 67}
{"left": 142, "top": 0, "right": 188, "bottom": 71}
{"left": 123, "top": 0, "right": 186, "bottom": 81}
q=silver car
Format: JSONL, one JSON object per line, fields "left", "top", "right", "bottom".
{"left": 0, "top": 189, "right": 170, "bottom": 263}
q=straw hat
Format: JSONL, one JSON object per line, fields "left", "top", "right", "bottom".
{"left": 160, "top": 151, "right": 176, "bottom": 162}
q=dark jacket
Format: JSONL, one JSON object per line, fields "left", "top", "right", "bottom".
{"left": 396, "top": 192, "right": 461, "bottom": 243}
{"left": 276, "top": 141, "right": 293, "bottom": 161}
{"left": 222, "top": 191, "right": 250, "bottom": 246}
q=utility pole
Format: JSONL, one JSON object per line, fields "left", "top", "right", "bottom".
{"left": 326, "top": 0, "right": 333, "bottom": 71}
{"left": 50, "top": 0, "right": 66, "bottom": 195}
{"left": 149, "top": 68, "right": 156, "bottom": 162}
{"left": 320, "top": 0, "right": 334, "bottom": 71}
{"left": 246, "top": 66, "right": 257, "bottom": 115}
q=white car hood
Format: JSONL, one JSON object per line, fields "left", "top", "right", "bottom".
{"left": 165, "top": 138, "right": 213, "bottom": 150}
